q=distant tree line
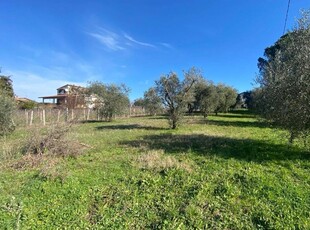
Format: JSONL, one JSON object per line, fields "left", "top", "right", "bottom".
{"left": 192, "top": 80, "right": 237, "bottom": 118}
{"left": 134, "top": 67, "right": 237, "bottom": 129}
{"left": 0, "top": 67, "right": 237, "bottom": 133}
{"left": 0, "top": 70, "right": 239, "bottom": 133}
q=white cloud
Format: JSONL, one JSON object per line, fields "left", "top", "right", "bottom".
{"left": 88, "top": 28, "right": 125, "bottom": 51}
{"left": 88, "top": 27, "right": 159, "bottom": 50}
{"left": 6, "top": 70, "right": 87, "bottom": 101}
{"left": 10, "top": 71, "right": 86, "bottom": 101}
{"left": 124, "top": 34, "right": 156, "bottom": 48}
{"left": 89, "top": 33, "right": 125, "bottom": 51}
{"left": 4, "top": 43, "right": 117, "bottom": 101}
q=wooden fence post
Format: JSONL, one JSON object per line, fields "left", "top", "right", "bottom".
{"left": 25, "top": 110, "right": 28, "bottom": 126}
{"left": 87, "top": 109, "right": 90, "bottom": 120}
{"left": 57, "top": 110, "right": 60, "bottom": 123}
{"left": 65, "top": 108, "right": 68, "bottom": 122}
{"left": 42, "top": 109, "right": 46, "bottom": 126}
{"left": 30, "top": 110, "right": 33, "bottom": 126}
{"left": 39, "top": 110, "right": 42, "bottom": 123}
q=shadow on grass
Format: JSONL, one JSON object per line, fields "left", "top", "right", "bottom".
{"left": 206, "top": 120, "right": 270, "bottom": 129}
{"left": 187, "top": 118, "right": 269, "bottom": 129}
{"left": 96, "top": 124, "right": 167, "bottom": 131}
{"left": 81, "top": 120, "right": 108, "bottom": 123}
{"left": 231, "top": 109, "right": 255, "bottom": 115}
{"left": 216, "top": 110, "right": 257, "bottom": 118}
{"left": 121, "top": 134, "right": 309, "bottom": 162}
{"left": 214, "top": 114, "right": 256, "bottom": 119}
{"left": 147, "top": 116, "right": 168, "bottom": 120}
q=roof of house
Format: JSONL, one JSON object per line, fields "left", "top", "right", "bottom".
{"left": 15, "top": 97, "right": 35, "bottom": 103}
{"left": 39, "top": 84, "right": 86, "bottom": 99}
{"left": 57, "top": 84, "right": 85, "bottom": 90}
{"left": 39, "top": 95, "right": 67, "bottom": 99}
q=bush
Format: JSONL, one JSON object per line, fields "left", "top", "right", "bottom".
{"left": 0, "top": 94, "right": 15, "bottom": 136}
{"left": 87, "top": 82, "right": 130, "bottom": 121}
{"left": 23, "top": 122, "right": 82, "bottom": 157}
{"left": 18, "top": 100, "right": 37, "bottom": 110}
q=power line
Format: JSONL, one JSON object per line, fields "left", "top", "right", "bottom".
{"left": 283, "top": 0, "right": 291, "bottom": 35}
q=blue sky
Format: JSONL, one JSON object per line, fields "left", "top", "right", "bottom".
{"left": 0, "top": 0, "right": 309, "bottom": 101}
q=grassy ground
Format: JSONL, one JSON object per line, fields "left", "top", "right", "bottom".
{"left": 0, "top": 111, "right": 309, "bottom": 229}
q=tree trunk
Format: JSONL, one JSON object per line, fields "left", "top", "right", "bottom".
{"left": 172, "top": 119, "right": 177, "bottom": 129}
{"left": 289, "top": 131, "right": 295, "bottom": 144}
{"left": 170, "top": 109, "right": 178, "bottom": 129}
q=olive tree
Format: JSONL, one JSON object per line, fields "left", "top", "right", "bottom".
{"left": 155, "top": 67, "right": 202, "bottom": 129}
{"left": 256, "top": 10, "right": 310, "bottom": 143}
{"left": 0, "top": 75, "right": 14, "bottom": 97}
{"left": 133, "top": 98, "right": 145, "bottom": 107}
{"left": 143, "top": 87, "right": 163, "bottom": 116}
{"left": 194, "top": 80, "right": 218, "bottom": 118}
{"left": 214, "top": 84, "right": 238, "bottom": 115}
{"left": 87, "top": 81, "right": 130, "bottom": 121}
{"left": 0, "top": 75, "right": 15, "bottom": 136}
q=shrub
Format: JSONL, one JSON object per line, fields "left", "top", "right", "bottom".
{"left": 0, "top": 94, "right": 16, "bottom": 136}
{"left": 23, "top": 122, "right": 82, "bottom": 157}
{"left": 18, "top": 100, "right": 37, "bottom": 110}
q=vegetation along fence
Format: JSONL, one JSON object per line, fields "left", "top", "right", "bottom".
{"left": 13, "top": 107, "right": 146, "bottom": 127}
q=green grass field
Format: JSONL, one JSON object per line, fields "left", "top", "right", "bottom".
{"left": 0, "top": 111, "right": 309, "bottom": 229}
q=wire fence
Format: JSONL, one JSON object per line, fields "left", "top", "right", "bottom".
{"left": 13, "top": 107, "right": 146, "bottom": 127}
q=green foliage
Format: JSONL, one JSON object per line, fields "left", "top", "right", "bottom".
{"left": 17, "top": 100, "right": 37, "bottom": 110}
{"left": 0, "top": 74, "right": 16, "bottom": 136}
{"left": 214, "top": 84, "right": 238, "bottom": 114}
{"left": 194, "top": 80, "right": 219, "bottom": 118}
{"left": 87, "top": 81, "right": 130, "bottom": 121}
{"left": 155, "top": 67, "right": 202, "bottom": 129}
{"left": 235, "top": 91, "right": 254, "bottom": 109}
{"left": 132, "top": 98, "right": 145, "bottom": 107}
{"left": 256, "top": 10, "right": 310, "bottom": 143}
{"left": 0, "top": 94, "right": 15, "bottom": 137}
{"left": 143, "top": 87, "right": 163, "bottom": 116}
{"left": 0, "top": 75, "right": 14, "bottom": 98}
{"left": 194, "top": 81, "right": 237, "bottom": 116}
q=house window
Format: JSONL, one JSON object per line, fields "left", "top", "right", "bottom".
{"left": 58, "top": 89, "right": 65, "bottom": 95}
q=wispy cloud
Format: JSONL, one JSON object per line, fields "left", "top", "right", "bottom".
{"left": 159, "top": 42, "right": 173, "bottom": 49}
{"left": 88, "top": 32, "right": 125, "bottom": 51}
{"left": 124, "top": 33, "right": 156, "bottom": 48}
{"left": 88, "top": 27, "right": 160, "bottom": 51}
